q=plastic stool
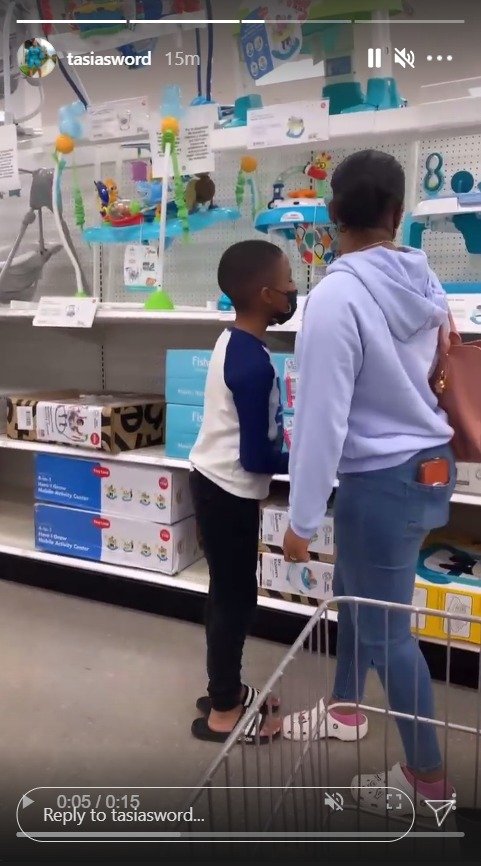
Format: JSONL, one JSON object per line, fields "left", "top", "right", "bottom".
{"left": 322, "top": 82, "right": 364, "bottom": 115}
{"left": 225, "top": 94, "right": 263, "bottom": 127}
{"left": 365, "top": 77, "right": 405, "bottom": 110}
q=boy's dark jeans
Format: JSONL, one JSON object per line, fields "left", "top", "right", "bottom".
{"left": 189, "top": 469, "right": 260, "bottom": 712}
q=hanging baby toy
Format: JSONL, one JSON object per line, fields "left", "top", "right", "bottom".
{"left": 144, "top": 86, "right": 190, "bottom": 311}
{"left": 255, "top": 152, "right": 336, "bottom": 270}
{"left": 53, "top": 101, "right": 91, "bottom": 296}
{"left": 236, "top": 156, "right": 261, "bottom": 220}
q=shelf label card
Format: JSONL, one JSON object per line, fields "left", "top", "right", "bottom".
{"left": 247, "top": 99, "right": 329, "bottom": 150}
{"left": 33, "top": 297, "right": 99, "bottom": 328}
{"left": 0, "top": 124, "right": 20, "bottom": 193}
{"left": 149, "top": 104, "right": 217, "bottom": 178}
{"left": 86, "top": 96, "right": 150, "bottom": 141}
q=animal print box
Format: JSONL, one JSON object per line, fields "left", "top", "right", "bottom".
{"left": 34, "top": 503, "right": 201, "bottom": 576}
{"left": 7, "top": 391, "right": 164, "bottom": 453}
{"left": 35, "top": 454, "right": 193, "bottom": 525}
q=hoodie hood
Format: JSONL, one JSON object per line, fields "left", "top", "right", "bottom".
{"left": 326, "top": 246, "right": 448, "bottom": 342}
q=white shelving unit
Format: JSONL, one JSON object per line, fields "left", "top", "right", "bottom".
{"left": 2, "top": 94, "right": 481, "bottom": 648}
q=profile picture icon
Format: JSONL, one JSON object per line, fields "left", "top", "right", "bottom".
{"left": 18, "top": 37, "right": 58, "bottom": 79}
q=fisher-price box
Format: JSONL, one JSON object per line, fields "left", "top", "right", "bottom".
{"left": 271, "top": 353, "right": 296, "bottom": 413}
{"left": 260, "top": 552, "right": 334, "bottom": 602}
{"left": 261, "top": 503, "right": 335, "bottom": 560}
{"left": 35, "top": 453, "right": 193, "bottom": 525}
{"left": 34, "top": 503, "right": 201, "bottom": 576}
{"left": 165, "top": 350, "right": 212, "bottom": 406}
{"left": 165, "top": 404, "right": 204, "bottom": 459}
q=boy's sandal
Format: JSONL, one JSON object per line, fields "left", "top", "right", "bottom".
{"left": 196, "top": 683, "right": 279, "bottom": 717}
{"left": 191, "top": 705, "right": 280, "bottom": 745}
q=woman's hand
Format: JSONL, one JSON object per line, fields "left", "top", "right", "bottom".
{"left": 283, "top": 526, "right": 310, "bottom": 563}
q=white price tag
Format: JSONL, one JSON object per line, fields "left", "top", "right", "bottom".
{"left": 247, "top": 100, "right": 329, "bottom": 150}
{"left": 0, "top": 124, "right": 20, "bottom": 193}
{"left": 33, "top": 297, "right": 99, "bottom": 328}
{"left": 149, "top": 104, "right": 217, "bottom": 178}
{"left": 86, "top": 96, "right": 149, "bottom": 141}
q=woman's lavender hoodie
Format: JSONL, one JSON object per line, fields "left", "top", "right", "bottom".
{"left": 289, "top": 246, "right": 453, "bottom": 539}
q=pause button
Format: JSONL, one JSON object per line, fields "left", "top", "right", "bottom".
{"left": 368, "top": 48, "right": 382, "bottom": 68}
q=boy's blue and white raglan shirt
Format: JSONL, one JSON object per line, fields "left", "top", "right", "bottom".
{"left": 190, "top": 328, "right": 289, "bottom": 499}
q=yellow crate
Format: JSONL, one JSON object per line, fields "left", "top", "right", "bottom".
{"left": 411, "top": 580, "right": 440, "bottom": 639}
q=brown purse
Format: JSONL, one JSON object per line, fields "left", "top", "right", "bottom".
{"left": 431, "top": 312, "right": 481, "bottom": 461}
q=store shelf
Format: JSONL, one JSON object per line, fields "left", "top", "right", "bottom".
{"left": 211, "top": 95, "right": 481, "bottom": 153}
{"left": 0, "top": 436, "right": 290, "bottom": 482}
{"left": 2, "top": 437, "right": 479, "bottom": 502}
{"left": 0, "top": 494, "right": 477, "bottom": 645}
{"left": 0, "top": 494, "right": 326, "bottom": 618}
{"left": 0, "top": 303, "right": 301, "bottom": 332}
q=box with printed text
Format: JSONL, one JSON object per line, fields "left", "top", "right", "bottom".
{"left": 261, "top": 503, "right": 335, "bottom": 560}
{"left": 35, "top": 453, "right": 193, "bottom": 525}
{"left": 165, "top": 404, "right": 204, "bottom": 460}
{"left": 8, "top": 391, "right": 164, "bottom": 453}
{"left": 35, "top": 503, "right": 201, "bottom": 576}
{"left": 165, "top": 350, "right": 212, "bottom": 407}
{"left": 260, "top": 552, "right": 334, "bottom": 602}
{"left": 271, "top": 353, "right": 296, "bottom": 413}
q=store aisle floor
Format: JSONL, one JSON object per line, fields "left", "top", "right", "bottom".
{"left": 0, "top": 579, "right": 286, "bottom": 797}
{"left": 1, "top": 579, "right": 479, "bottom": 816}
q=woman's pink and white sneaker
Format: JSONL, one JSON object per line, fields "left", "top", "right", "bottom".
{"left": 282, "top": 698, "right": 368, "bottom": 742}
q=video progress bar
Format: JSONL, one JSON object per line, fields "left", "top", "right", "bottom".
{"left": 17, "top": 18, "right": 466, "bottom": 24}
{"left": 17, "top": 831, "right": 465, "bottom": 839}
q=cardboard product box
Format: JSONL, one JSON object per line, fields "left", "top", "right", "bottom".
{"left": 455, "top": 462, "right": 481, "bottom": 497}
{"left": 260, "top": 552, "right": 334, "bottom": 602}
{"left": 417, "top": 543, "right": 481, "bottom": 590}
{"left": 165, "top": 350, "right": 211, "bottom": 406}
{"left": 261, "top": 503, "right": 335, "bottom": 560}
{"left": 283, "top": 413, "right": 294, "bottom": 452}
{"left": 165, "top": 404, "right": 204, "bottom": 460}
{"left": 271, "top": 353, "right": 297, "bottom": 412}
{"left": 34, "top": 503, "right": 201, "bottom": 576}
{"left": 434, "top": 582, "right": 481, "bottom": 646}
{"left": 411, "top": 580, "right": 440, "bottom": 639}
{"left": 35, "top": 453, "right": 193, "bottom": 525}
{"left": 8, "top": 392, "right": 165, "bottom": 454}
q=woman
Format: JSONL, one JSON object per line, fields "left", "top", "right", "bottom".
{"left": 283, "top": 149, "right": 456, "bottom": 815}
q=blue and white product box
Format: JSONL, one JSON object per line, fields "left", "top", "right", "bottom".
{"left": 35, "top": 454, "right": 193, "bottom": 525}
{"left": 165, "top": 404, "right": 204, "bottom": 459}
{"left": 262, "top": 503, "right": 335, "bottom": 560}
{"left": 260, "top": 552, "right": 334, "bottom": 602}
{"left": 271, "top": 353, "right": 296, "bottom": 413}
{"left": 35, "top": 504, "right": 201, "bottom": 576}
{"left": 283, "top": 413, "right": 294, "bottom": 451}
{"left": 165, "top": 350, "right": 212, "bottom": 406}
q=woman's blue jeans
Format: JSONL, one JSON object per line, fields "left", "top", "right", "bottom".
{"left": 332, "top": 444, "right": 456, "bottom": 773}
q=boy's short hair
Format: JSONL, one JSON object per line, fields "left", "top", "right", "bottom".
{"left": 218, "top": 240, "right": 283, "bottom": 311}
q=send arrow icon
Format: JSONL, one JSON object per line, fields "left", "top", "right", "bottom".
{"left": 21, "top": 795, "right": 34, "bottom": 809}
{"left": 424, "top": 797, "right": 456, "bottom": 828}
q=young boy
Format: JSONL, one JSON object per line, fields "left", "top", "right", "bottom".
{"left": 190, "top": 240, "right": 296, "bottom": 743}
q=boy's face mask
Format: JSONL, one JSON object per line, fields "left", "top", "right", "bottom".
{"left": 269, "top": 287, "right": 298, "bottom": 326}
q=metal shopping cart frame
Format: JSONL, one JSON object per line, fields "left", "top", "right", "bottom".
{"left": 181, "top": 596, "right": 481, "bottom": 843}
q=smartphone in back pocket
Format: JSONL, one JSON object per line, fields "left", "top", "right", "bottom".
{"left": 417, "top": 458, "right": 450, "bottom": 486}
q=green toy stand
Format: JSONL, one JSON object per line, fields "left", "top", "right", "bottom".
{"left": 144, "top": 287, "right": 175, "bottom": 311}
